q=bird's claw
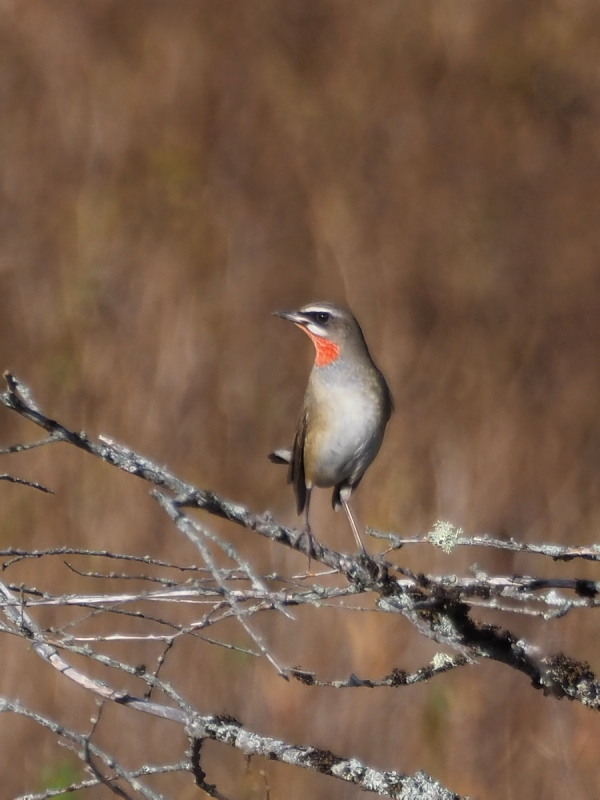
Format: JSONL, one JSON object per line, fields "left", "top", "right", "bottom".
{"left": 291, "top": 526, "right": 317, "bottom": 568}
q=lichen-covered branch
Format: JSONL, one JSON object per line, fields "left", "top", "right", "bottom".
{"left": 3, "top": 371, "right": 600, "bottom": 799}
{"left": 187, "top": 716, "right": 464, "bottom": 800}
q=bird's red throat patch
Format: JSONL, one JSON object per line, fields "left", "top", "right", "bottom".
{"left": 301, "top": 328, "right": 340, "bottom": 367}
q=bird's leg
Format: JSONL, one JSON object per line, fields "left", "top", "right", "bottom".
{"left": 301, "top": 490, "right": 317, "bottom": 565}
{"left": 341, "top": 497, "right": 366, "bottom": 552}
{"left": 290, "top": 490, "right": 317, "bottom": 565}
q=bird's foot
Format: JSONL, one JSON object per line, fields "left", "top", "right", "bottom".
{"left": 291, "top": 526, "right": 317, "bottom": 569}
{"left": 353, "top": 549, "right": 389, "bottom": 584}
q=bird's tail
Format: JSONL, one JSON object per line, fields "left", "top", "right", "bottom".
{"left": 268, "top": 449, "right": 291, "bottom": 465}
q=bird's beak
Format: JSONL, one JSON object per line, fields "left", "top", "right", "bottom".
{"left": 272, "top": 309, "right": 307, "bottom": 325}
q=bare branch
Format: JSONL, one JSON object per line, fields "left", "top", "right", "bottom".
{"left": 3, "top": 372, "right": 600, "bottom": 798}
{"left": 0, "top": 473, "right": 53, "bottom": 493}
{"left": 154, "top": 490, "right": 290, "bottom": 676}
{"left": 186, "top": 716, "right": 463, "bottom": 800}
{"left": 375, "top": 527, "right": 600, "bottom": 563}
{"left": 290, "top": 655, "right": 469, "bottom": 688}
{"left": 2, "top": 697, "right": 169, "bottom": 799}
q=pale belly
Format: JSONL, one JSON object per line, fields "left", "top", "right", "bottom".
{"left": 306, "top": 388, "right": 383, "bottom": 488}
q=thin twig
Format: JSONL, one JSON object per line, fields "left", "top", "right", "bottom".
{"left": 0, "top": 473, "right": 53, "bottom": 493}
{"left": 373, "top": 528, "right": 600, "bottom": 563}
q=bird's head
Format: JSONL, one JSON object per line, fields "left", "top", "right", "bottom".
{"left": 273, "top": 302, "right": 366, "bottom": 367}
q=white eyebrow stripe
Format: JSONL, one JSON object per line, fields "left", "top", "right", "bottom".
{"left": 301, "top": 305, "right": 335, "bottom": 314}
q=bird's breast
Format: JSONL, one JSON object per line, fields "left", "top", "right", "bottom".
{"left": 302, "top": 367, "right": 387, "bottom": 488}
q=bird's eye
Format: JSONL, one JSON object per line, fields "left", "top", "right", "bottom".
{"left": 314, "top": 312, "right": 330, "bottom": 325}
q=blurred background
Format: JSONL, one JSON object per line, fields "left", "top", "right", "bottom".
{"left": 1, "top": 1, "right": 600, "bottom": 797}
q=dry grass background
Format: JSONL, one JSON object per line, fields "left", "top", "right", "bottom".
{"left": 1, "top": 1, "right": 600, "bottom": 797}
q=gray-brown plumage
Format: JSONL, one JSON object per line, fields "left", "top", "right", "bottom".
{"left": 270, "top": 301, "right": 393, "bottom": 552}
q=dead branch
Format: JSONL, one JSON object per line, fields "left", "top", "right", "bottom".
{"left": 2, "top": 372, "right": 600, "bottom": 798}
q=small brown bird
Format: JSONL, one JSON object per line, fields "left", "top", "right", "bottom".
{"left": 270, "top": 301, "right": 393, "bottom": 552}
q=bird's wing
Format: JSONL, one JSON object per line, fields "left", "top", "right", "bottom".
{"left": 380, "top": 368, "right": 394, "bottom": 418}
{"left": 290, "top": 409, "right": 308, "bottom": 514}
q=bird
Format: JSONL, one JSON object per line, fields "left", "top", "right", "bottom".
{"left": 270, "top": 301, "right": 393, "bottom": 554}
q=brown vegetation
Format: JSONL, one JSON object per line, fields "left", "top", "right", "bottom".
{"left": 1, "top": 2, "right": 599, "bottom": 798}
